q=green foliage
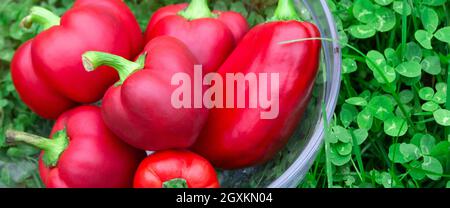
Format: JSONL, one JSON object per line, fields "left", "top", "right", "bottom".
{"left": 0, "top": 0, "right": 55, "bottom": 188}
{"left": 302, "top": 0, "right": 450, "bottom": 188}
{"left": 2, "top": 0, "right": 450, "bottom": 188}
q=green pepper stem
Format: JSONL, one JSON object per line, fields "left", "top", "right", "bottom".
{"left": 271, "top": 0, "right": 301, "bottom": 21}
{"left": 163, "top": 178, "right": 189, "bottom": 188}
{"left": 20, "top": 6, "right": 61, "bottom": 30}
{"left": 179, "top": 0, "right": 216, "bottom": 20}
{"left": 6, "top": 130, "right": 69, "bottom": 168}
{"left": 82, "top": 52, "right": 146, "bottom": 85}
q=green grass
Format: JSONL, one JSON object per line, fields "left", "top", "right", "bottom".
{"left": 1, "top": 0, "right": 450, "bottom": 188}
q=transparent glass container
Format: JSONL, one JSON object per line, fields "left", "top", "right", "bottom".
{"left": 219, "top": 0, "right": 341, "bottom": 188}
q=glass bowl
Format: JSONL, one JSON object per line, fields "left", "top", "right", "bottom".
{"left": 219, "top": 0, "right": 341, "bottom": 188}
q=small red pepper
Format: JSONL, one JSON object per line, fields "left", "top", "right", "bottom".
{"left": 134, "top": 150, "right": 220, "bottom": 188}
{"left": 6, "top": 106, "right": 146, "bottom": 188}
{"left": 11, "top": 0, "right": 143, "bottom": 119}
{"left": 145, "top": 0, "right": 249, "bottom": 73}
{"left": 192, "top": 0, "right": 322, "bottom": 169}
{"left": 82, "top": 36, "right": 208, "bottom": 151}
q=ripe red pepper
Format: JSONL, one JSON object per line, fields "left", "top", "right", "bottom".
{"left": 6, "top": 106, "right": 145, "bottom": 188}
{"left": 134, "top": 150, "right": 220, "bottom": 188}
{"left": 192, "top": 0, "right": 322, "bottom": 169}
{"left": 145, "top": 0, "right": 249, "bottom": 73}
{"left": 73, "top": 0, "right": 143, "bottom": 55}
{"left": 11, "top": 0, "right": 143, "bottom": 119}
{"left": 82, "top": 36, "right": 208, "bottom": 151}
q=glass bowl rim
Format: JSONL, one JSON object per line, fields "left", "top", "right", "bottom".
{"left": 267, "top": 0, "right": 342, "bottom": 188}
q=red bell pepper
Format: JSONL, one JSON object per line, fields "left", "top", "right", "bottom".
{"left": 73, "top": 0, "right": 143, "bottom": 55}
{"left": 134, "top": 150, "right": 220, "bottom": 188}
{"left": 144, "top": 0, "right": 249, "bottom": 73}
{"left": 11, "top": 0, "right": 143, "bottom": 119}
{"left": 82, "top": 36, "right": 208, "bottom": 151}
{"left": 6, "top": 106, "right": 146, "bottom": 188}
{"left": 192, "top": 0, "right": 322, "bottom": 169}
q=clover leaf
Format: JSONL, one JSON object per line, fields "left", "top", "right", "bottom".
{"left": 405, "top": 42, "right": 423, "bottom": 62}
{"left": 434, "top": 26, "right": 450, "bottom": 45}
{"left": 420, "top": 7, "right": 439, "bottom": 33}
{"left": 399, "top": 90, "right": 414, "bottom": 104}
{"left": 349, "top": 24, "right": 376, "bottom": 39}
{"left": 393, "top": 1, "right": 411, "bottom": 16}
{"left": 384, "top": 48, "right": 401, "bottom": 66}
{"left": 366, "top": 50, "right": 397, "bottom": 83}
{"left": 340, "top": 104, "right": 358, "bottom": 128}
{"left": 370, "top": 7, "right": 396, "bottom": 32}
{"left": 346, "top": 97, "right": 368, "bottom": 106}
{"left": 367, "top": 50, "right": 387, "bottom": 68}
{"left": 409, "top": 160, "right": 426, "bottom": 180}
{"left": 419, "top": 87, "right": 435, "bottom": 101}
{"left": 342, "top": 58, "right": 358, "bottom": 74}
{"left": 384, "top": 116, "right": 408, "bottom": 137}
{"left": 352, "top": 0, "right": 375, "bottom": 24}
{"left": 334, "top": 142, "right": 353, "bottom": 156}
{"left": 435, "top": 82, "right": 447, "bottom": 93}
{"left": 421, "top": 55, "right": 441, "bottom": 75}
{"left": 375, "top": 0, "right": 394, "bottom": 6}
{"left": 330, "top": 126, "right": 353, "bottom": 144}
{"left": 329, "top": 146, "right": 352, "bottom": 166}
{"left": 432, "top": 91, "right": 446, "bottom": 104}
{"left": 433, "top": 109, "right": 450, "bottom": 126}
{"left": 415, "top": 30, "right": 433, "bottom": 49}
{"left": 357, "top": 108, "right": 374, "bottom": 130}
{"left": 430, "top": 141, "right": 450, "bottom": 159}
{"left": 367, "top": 96, "right": 395, "bottom": 121}
{"left": 395, "top": 61, "right": 422, "bottom": 78}
{"left": 421, "top": 101, "right": 440, "bottom": 112}
{"left": 422, "top": 156, "right": 443, "bottom": 180}
{"left": 352, "top": 129, "right": 369, "bottom": 145}
{"left": 388, "top": 143, "right": 422, "bottom": 164}
{"left": 419, "top": 134, "right": 436, "bottom": 155}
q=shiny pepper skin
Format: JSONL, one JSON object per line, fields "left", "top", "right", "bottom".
{"left": 11, "top": 0, "right": 143, "bottom": 119}
{"left": 6, "top": 106, "right": 146, "bottom": 188}
{"left": 145, "top": 1, "right": 249, "bottom": 73}
{"left": 40, "top": 106, "right": 145, "bottom": 188}
{"left": 192, "top": 0, "right": 322, "bottom": 169}
{"left": 83, "top": 36, "right": 208, "bottom": 151}
{"left": 134, "top": 150, "right": 220, "bottom": 188}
